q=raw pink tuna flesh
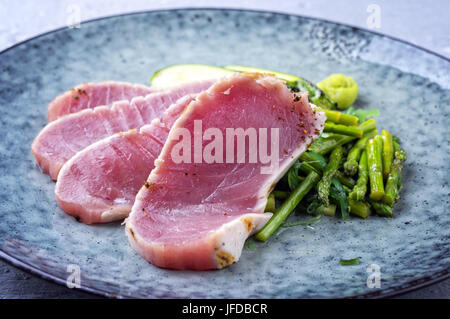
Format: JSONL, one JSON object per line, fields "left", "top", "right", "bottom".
{"left": 31, "top": 80, "right": 213, "bottom": 180}
{"left": 47, "top": 81, "right": 155, "bottom": 121}
{"left": 55, "top": 95, "right": 195, "bottom": 224}
{"left": 125, "top": 74, "right": 326, "bottom": 270}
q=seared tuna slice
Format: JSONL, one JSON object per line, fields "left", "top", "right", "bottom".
{"left": 125, "top": 74, "right": 326, "bottom": 270}
{"left": 31, "top": 81, "right": 213, "bottom": 180}
{"left": 55, "top": 95, "right": 194, "bottom": 224}
{"left": 48, "top": 81, "right": 155, "bottom": 121}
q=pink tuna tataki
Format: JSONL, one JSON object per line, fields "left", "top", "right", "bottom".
{"left": 55, "top": 95, "right": 195, "bottom": 224}
{"left": 125, "top": 74, "right": 326, "bottom": 270}
{"left": 31, "top": 81, "right": 213, "bottom": 180}
{"left": 48, "top": 81, "right": 155, "bottom": 121}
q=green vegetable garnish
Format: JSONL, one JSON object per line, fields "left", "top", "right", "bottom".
{"left": 264, "top": 193, "right": 276, "bottom": 212}
{"left": 345, "top": 106, "right": 380, "bottom": 123}
{"left": 321, "top": 109, "right": 358, "bottom": 126}
{"left": 308, "top": 119, "right": 377, "bottom": 155}
{"left": 223, "top": 65, "right": 299, "bottom": 86}
{"left": 339, "top": 258, "right": 360, "bottom": 266}
{"left": 349, "top": 150, "right": 369, "bottom": 201}
{"left": 317, "top": 74, "right": 359, "bottom": 110}
{"left": 286, "top": 161, "right": 303, "bottom": 191}
{"left": 296, "top": 77, "right": 337, "bottom": 109}
{"left": 369, "top": 200, "right": 393, "bottom": 217}
{"left": 317, "top": 146, "right": 344, "bottom": 206}
{"left": 367, "top": 136, "right": 385, "bottom": 201}
{"left": 255, "top": 171, "right": 321, "bottom": 242}
{"left": 244, "top": 237, "right": 257, "bottom": 250}
{"left": 383, "top": 143, "right": 407, "bottom": 206}
{"left": 381, "top": 130, "right": 394, "bottom": 178}
{"left": 299, "top": 151, "right": 327, "bottom": 172}
{"left": 307, "top": 200, "right": 336, "bottom": 217}
{"left": 323, "top": 122, "right": 363, "bottom": 138}
{"left": 330, "top": 178, "right": 349, "bottom": 220}
{"left": 344, "top": 131, "right": 377, "bottom": 176}
{"left": 272, "top": 190, "right": 290, "bottom": 200}
{"left": 348, "top": 199, "right": 371, "bottom": 219}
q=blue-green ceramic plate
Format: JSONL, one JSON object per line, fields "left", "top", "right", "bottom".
{"left": 0, "top": 8, "right": 449, "bottom": 298}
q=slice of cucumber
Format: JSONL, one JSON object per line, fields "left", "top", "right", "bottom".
{"left": 224, "top": 65, "right": 336, "bottom": 109}
{"left": 223, "top": 65, "right": 300, "bottom": 85}
{"left": 150, "top": 64, "right": 234, "bottom": 88}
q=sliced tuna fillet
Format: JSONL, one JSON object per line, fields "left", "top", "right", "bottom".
{"left": 55, "top": 95, "right": 195, "bottom": 224}
{"left": 47, "top": 81, "right": 155, "bottom": 121}
{"left": 125, "top": 74, "right": 326, "bottom": 270}
{"left": 31, "top": 80, "right": 213, "bottom": 180}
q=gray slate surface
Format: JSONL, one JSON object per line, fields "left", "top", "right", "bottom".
{"left": 0, "top": 259, "right": 448, "bottom": 298}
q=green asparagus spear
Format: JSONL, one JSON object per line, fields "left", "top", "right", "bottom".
{"left": 375, "top": 135, "right": 384, "bottom": 174}
{"left": 307, "top": 134, "right": 346, "bottom": 155}
{"left": 343, "top": 130, "right": 377, "bottom": 175}
{"left": 330, "top": 178, "right": 349, "bottom": 220}
{"left": 286, "top": 161, "right": 303, "bottom": 191}
{"left": 317, "top": 146, "right": 344, "bottom": 206}
{"left": 340, "top": 258, "right": 360, "bottom": 266}
{"left": 307, "top": 200, "right": 336, "bottom": 216}
{"left": 296, "top": 77, "right": 337, "bottom": 109}
{"left": 321, "top": 109, "right": 359, "bottom": 126}
{"left": 323, "top": 122, "right": 363, "bottom": 138}
{"left": 299, "top": 152, "right": 354, "bottom": 188}
{"left": 381, "top": 130, "right": 394, "bottom": 178}
{"left": 383, "top": 145, "right": 407, "bottom": 206}
{"left": 367, "top": 136, "right": 385, "bottom": 201}
{"left": 349, "top": 150, "right": 369, "bottom": 200}
{"left": 255, "top": 171, "right": 321, "bottom": 242}
{"left": 265, "top": 193, "right": 276, "bottom": 212}
{"left": 348, "top": 199, "right": 371, "bottom": 219}
{"left": 335, "top": 171, "right": 356, "bottom": 188}
{"left": 272, "top": 190, "right": 290, "bottom": 200}
{"left": 344, "top": 107, "right": 380, "bottom": 123}
{"left": 393, "top": 142, "right": 406, "bottom": 162}
{"left": 299, "top": 151, "right": 327, "bottom": 172}
{"left": 309, "top": 119, "right": 377, "bottom": 155}
{"left": 319, "top": 204, "right": 337, "bottom": 216}
{"left": 369, "top": 200, "right": 392, "bottom": 217}
{"left": 341, "top": 184, "right": 352, "bottom": 194}
{"left": 359, "top": 119, "right": 378, "bottom": 134}
{"left": 299, "top": 162, "right": 321, "bottom": 176}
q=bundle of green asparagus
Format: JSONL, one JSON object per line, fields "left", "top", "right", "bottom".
{"left": 256, "top": 98, "right": 407, "bottom": 242}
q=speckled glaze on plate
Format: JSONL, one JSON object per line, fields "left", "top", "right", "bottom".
{"left": 0, "top": 8, "right": 449, "bottom": 298}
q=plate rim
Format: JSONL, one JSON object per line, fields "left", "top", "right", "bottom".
{"left": 1, "top": 7, "right": 449, "bottom": 299}
{"left": 1, "top": 7, "right": 449, "bottom": 63}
